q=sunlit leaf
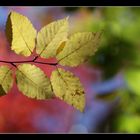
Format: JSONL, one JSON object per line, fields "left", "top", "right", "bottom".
{"left": 16, "top": 64, "right": 53, "bottom": 99}
{"left": 6, "top": 11, "right": 37, "bottom": 56}
{"left": 0, "top": 66, "right": 13, "bottom": 96}
{"left": 4, "top": 11, "right": 103, "bottom": 111}
{"left": 51, "top": 68, "right": 85, "bottom": 112}
{"left": 36, "top": 17, "right": 68, "bottom": 58}
{"left": 57, "top": 31, "right": 102, "bottom": 67}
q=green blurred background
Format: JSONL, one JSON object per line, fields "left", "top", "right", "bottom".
{"left": 65, "top": 7, "right": 140, "bottom": 133}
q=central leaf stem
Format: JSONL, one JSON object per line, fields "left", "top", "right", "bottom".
{"left": 0, "top": 59, "right": 58, "bottom": 67}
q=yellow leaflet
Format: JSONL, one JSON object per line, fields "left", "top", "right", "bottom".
{"left": 0, "top": 66, "right": 13, "bottom": 96}
{"left": 57, "top": 32, "right": 102, "bottom": 67}
{"left": 16, "top": 64, "right": 53, "bottom": 99}
{"left": 51, "top": 68, "right": 85, "bottom": 112}
{"left": 36, "top": 17, "right": 69, "bottom": 58}
{"left": 6, "top": 11, "right": 37, "bottom": 56}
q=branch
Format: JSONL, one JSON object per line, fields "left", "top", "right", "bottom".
{"left": 0, "top": 59, "right": 58, "bottom": 67}
{"left": 0, "top": 60, "right": 33, "bottom": 64}
{"left": 34, "top": 61, "right": 58, "bottom": 66}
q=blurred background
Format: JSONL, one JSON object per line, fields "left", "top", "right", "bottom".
{"left": 0, "top": 6, "right": 140, "bottom": 133}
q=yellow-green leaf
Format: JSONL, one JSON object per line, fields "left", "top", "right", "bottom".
{"left": 36, "top": 17, "right": 68, "bottom": 58}
{"left": 0, "top": 66, "right": 13, "bottom": 96}
{"left": 57, "top": 32, "right": 102, "bottom": 67}
{"left": 16, "top": 64, "right": 53, "bottom": 99}
{"left": 51, "top": 68, "right": 85, "bottom": 112}
{"left": 6, "top": 11, "right": 37, "bottom": 56}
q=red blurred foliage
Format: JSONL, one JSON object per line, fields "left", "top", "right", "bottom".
{"left": 0, "top": 88, "right": 75, "bottom": 132}
{"left": 0, "top": 31, "right": 10, "bottom": 59}
{"left": 0, "top": 31, "right": 75, "bottom": 133}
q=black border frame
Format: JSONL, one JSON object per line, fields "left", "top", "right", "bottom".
{"left": 1, "top": 0, "right": 140, "bottom": 6}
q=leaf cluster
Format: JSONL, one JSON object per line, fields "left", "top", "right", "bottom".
{"left": 0, "top": 11, "right": 102, "bottom": 112}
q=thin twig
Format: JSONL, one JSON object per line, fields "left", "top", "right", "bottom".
{"left": 0, "top": 59, "right": 58, "bottom": 67}
{"left": 34, "top": 61, "right": 58, "bottom": 66}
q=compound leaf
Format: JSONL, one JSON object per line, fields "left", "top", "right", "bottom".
{"left": 36, "top": 17, "right": 68, "bottom": 58}
{"left": 16, "top": 64, "right": 53, "bottom": 99}
{"left": 0, "top": 66, "right": 13, "bottom": 96}
{"left": 51, "top": 68, "right": 85, "bottom": 112}
{"left": 57, "top": 32, "right": 102, "bottom": 67}
{"left": 6, "top": 11, "right": 37, "bottom": 56}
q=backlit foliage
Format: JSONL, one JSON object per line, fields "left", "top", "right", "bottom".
{"left": 1, "top": 11, "right": 102, "bottom": 112}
